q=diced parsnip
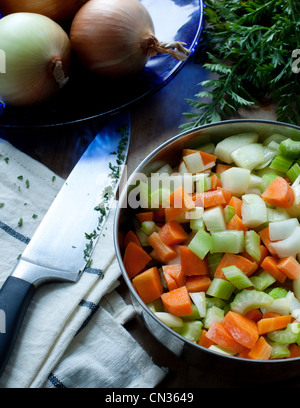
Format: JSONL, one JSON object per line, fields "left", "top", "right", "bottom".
{"left": 231, "top": 143, "right": 265, "bottom": 170}
{"left": 241, "top": 194, "right": 267, "bottom": 228}
{"left": 214, "top": 133, "right": 259, "bottom": 164}
{"left": 270, "top": 226, "right": 300, "bottom": 258}
{"left": 178, "top": 160, "right": 189, "bottom": 174}
{"left": 203, "top": 205, "right": 226, "bottom": 233}
{"left": 183, "top": 152, "right": 205, "bottom": 173}
{"left": 268, "top": 218, "right": 299, "bottom": 241}
{"left": 189, "top": 292, "right": 206, "bottom": 318}
{"left": 220, "top": 167, "right": 251, "bottom": 197}
{"left": 249, "top": 174, "right": 262, "bottom": 188}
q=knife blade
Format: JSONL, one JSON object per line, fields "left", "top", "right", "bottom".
{"left": 0, "top": 111, "right": 130, "bottom": 377}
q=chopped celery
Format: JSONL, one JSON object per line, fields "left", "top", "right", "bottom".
{"left": 147, "top": 298, "right": 164, "bottom": 313}
{"left": 260, "top": 173, "right": 278, "bottom": 192}
{"left": 195, "top": 174, "right": 210, "bottom": 193}
{"left": 135, "top": 229, "right": 149, "bottom": 246}
{"left": 222, "top": 265, "right": 253, "bottom": 290}
{"left": 208, "top": 345, "right": 237, "bottom": 356}
{"left": 190, "top": 292, "right": 206, "bottom": 318}
{"left": 203, "top": 205, "right": 226, "bottom": 233}
{"left": 268, "top": 287, "right": 290, "bottom": 300}
{"left": 268, "top": 218, "right": 299, "bottom": 241}
{"left": 214, "top": 133, "right": 259, "bottom": 164}
{"left": 250, "top": 270, "right": 276, "bottom": 291}
{"left": 211, "top": 230, "right": 244, "bottom": 254}
{"left": 261, "top": 297, "right": 290, "bottom": 316}
{"left": 230, "top": 289, "right": 273, "bottom": 315}
{"left": 154, "top": 312, "right": 184, "bottom": 328}
{"left": 141, "top": 221, "right": 160, "bottom": 236}
{"left": 179, "top": 320, "right": 203, "bottom": 342}
{"left": 204, "top": 305, "right": 225, "bottom": 329}
{"left": 231, "top": 143, "right": 265, "bottom": 170}
{"left": 206, "top": 252, "right": 224, "bottom": 278}
{"left": 188, "top": 227, "right": 212, "bottom": 259}
{"left": 279, "top": 138, "right": 300, "bottom": 159}
{"left": 189, "top": 207, "right": 204, "bottom": 230}
{"left": 293, "top": 275, "right": 300, "bottom": 301}
{"left": 150, "top": 187, "right": 171, "bottom": 208}
{"left": 268, "top": 340, "right": 291, "bottom": 359}
{"left": 287, "top": 163, "right": 300, "bottom": 183}
{"left": 255, "top": 144, "right": 279, "bottom": 170}
{"left": 270, "top": 226, "right": 300, "bottom": 258}
{"left": 182, "top": 304, "right": 201, "bottom": 321}
{"left": 267, "top": 323, "right": 300, "bottom": 345}
{"left": 245, "top": 230, "right": 261, "bottom": 261}
{"left": 206, "top": 297, "right": 226, "bottom": 309}
{"left": 241, "top": 194, "right": 267, "bottom": 228}
{"left": 263, "top": 134, "right": 286, "bottom": 146}
{"left": 292, "top": 309, "right": 300, "bottom": 321}
{"left": 224, "top": 205, "right": 235, "bottom": 223}
{"left": 220, "top": 167, "right": 251, "bottom": 196}
{"left": 206, "top": 278, "right": 235, "bottom": 300}
{"left": 270, "top": 154, "right": 294, "bottom": 173}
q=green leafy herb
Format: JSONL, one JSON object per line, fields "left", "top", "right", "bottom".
{"left": 0, "top": 203, "right": 4, "bottom": 208}
{"left": 18, "top": 217, "right": 23, "bottom": 227}
{"left": 25, "top": 179, "right": 30, "bottom": 189}
{"left": 32, "top": 214, "right": 38, "bottom": 219}
{"left": 4, "top": 157, "right": 9, "bottom": 164}
{"left": 181, "top": 0, "right": 300, "bottom": 131}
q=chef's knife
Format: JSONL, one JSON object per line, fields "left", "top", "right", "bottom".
{"left": 0, "top": 111, "right": 130, "bottom": 377}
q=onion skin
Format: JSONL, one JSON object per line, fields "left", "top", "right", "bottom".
{"left": 70, "top": 0, "right": 191, "bottom": 78}
{"left": 0, "top": 13, "right": 71, "bottom": 106}
{"left": 0, "top": 0, "right": 87, "bottom": 22}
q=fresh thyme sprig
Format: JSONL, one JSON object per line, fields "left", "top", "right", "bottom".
{"left": 181, "top": 0, "right": 300, "bottom": 131}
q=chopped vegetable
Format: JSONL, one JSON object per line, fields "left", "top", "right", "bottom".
{"left": 132, "top": 267, "right": 163, "bottom": 304}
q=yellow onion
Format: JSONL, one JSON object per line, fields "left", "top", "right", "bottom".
{"left": 0, "top": 13, "right": 71, "bottom": 106}
{"left": 70, "top": 0, "right": 191, "bottom": 78}
{"left": 0, "top": 0, "right": 87, "bottom": 22}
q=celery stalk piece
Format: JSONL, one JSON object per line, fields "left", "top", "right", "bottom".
{"left": 287, "top": 163, "right": 300, "bottom": 183}
{"left": 270, "top": 226, "right": 300, "bottom": 258}
{"left": 179, "top": 321, "right": 203, "bottom": 342}
{"left": 195, "top": 173, "right": 209, "bottom": 193}
{"left": 267, "top": 323, "right": 300, "bottom": 345}
{"left": 230, "top": 289, "right": 273, "bottom": 315}
{"left": 241, "top": 194, "right": 267, "bottom": 228}
{"left": 211, "top": 230, "right": 244, "bottom": 254}
{"left": 279, "top": 138, "right": 300, "bottom": 159}
{"left": 203, "top": 205, "right": 226, "bottom": 233}
{"left": 208, "top": 345, "right": 237, "bottom": 356}
{"left": 222, "top": 265, "right": 253, "bottom": 290}
{"left": 231, "top": 143, "right": 265, "bottom": 170}
{"left": 268, "top": 218, "right": 299, "bottom": 241}
{"left": 245, "top": 230, "right": 261, "bottom": 261}
{"left": 250, "top": 270, "right": 276, "bottom": 291}
{"left": 255, "top": 144, "right": 279, "bottom": 170}
{"left": 270, "top": 154, "right": 294, "bottom": 173}
{"left": 206, "top": 278, "right": 235, "bottom": 300}
{"left": 206, "top": 252, "right": 224, "bottom": 278}
{"left": 224, "top": 205, "right": 235, "bottom": 223}
{"left": 147, "top": 298, "right": 164, "bottom": 313}
{"left": 135, "top": 229, "right": 149, "bottom": 247}
{"left": 206, "top": 297, "right": 226, "bottom": 309}
{"left": 293, "top": 275, "right": 300, "bottom": 301}
{"left": 220, "top": 167, "right": 251, "bottom": 197}
{"left": 214, "top": 133, "right": 259, "bottom": 164}
{"left": 188, "top": 227, "right": 212, "bottom": 260}
{"left": 189, "top": 206, "right": 204, "bottom": 230}
{"left": 183, "top": 152, "right": 205, "bottom": 173}
{"left": 259, "top": 173, "right": 278, "bottom": 192}
{"left": 154, "top": 312, "right": 184, "bottom": 328}
{"left": 267, "top": 207, "right": 290, "bottom": 222}
{"left": 203, "top": 305, "right": 225, "bottom": 329}
{"left": 141, "top": 221, "right": 160, "bottom": 236}
{"left": 182, "top": 304, "right": 201, "bottom": 321}
{"left": 263, "top": 134, "right": 286, "bottom": 146}
{"left": 261, "top": 297, "right": 290, "bottom": 316}
{"left": 268, "top": 341, "right": 291, "bottom": 359}
{"left": 190, "top": 292, "right": 206, "bottom": 318}
{"left": 150, "top": 187, "right": 171, "bottom": 209}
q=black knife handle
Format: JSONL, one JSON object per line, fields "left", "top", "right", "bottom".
{"left": 0, "top": 276, "right": 35, "bottom": 377}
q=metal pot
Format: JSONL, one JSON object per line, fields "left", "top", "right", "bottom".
{"left": 114, "top": 119, "right": 300, "bottom": 382}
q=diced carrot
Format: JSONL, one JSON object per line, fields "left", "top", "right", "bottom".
{"left": 153, "top": 208, "right": 166, "bottom": 222}
{"left": 168, "top": 187, "right": 195, "bottom": 211}
{"left": 124, "top": 230, "right": 142, "bottom": 249}
{"left": 248, "top": 336, "right": 272, "bottom": 360}
{"left": 261, "top": 256, "right": 287, "bottom": 283}
{"left": 244, "top": 309, "right": 263, "bottom": 323}
{"left": 214, "top": 253, "right": 258, "bottom": 279}
{"left": 198, "top": 189, "right": 227, "bottom": 208}
{"left": 227, "top": 196, "right": 243, "bottom": 218}
{"left": 162, "top": 264, "right": 186, "bottom": 291}
{"left": 192, "top": 193, "right": 204, "bottom": 207}
{"left": 257, "top": 315, "right": 292, "bottom": 335}
{"left": 179, "top": 245, "right": 209, "bottom": 276}
{"left": 277, "top": 256, "right": 300, "bottom": 280}
{"left": 132, "top": 267, "right": 163, "bottom": 304}
{"left": 217, "top": 187, "right": 232, "bottom": 204}
{"left": 161, "top": 285, "right": 193, "bottom": 316}
{"left": 261, "top": 176, "right": 295, "bottom": 208}
{"left": 216, "top": 163, "right": 232, "bottom": 174}
{"left": 206, "top": 322, "right": 247, "bottom": 354}
{"left": 211, "top": 174, "right": 222, "bottom": 189}
{"left": 185, "top": 275, "right": 211, "bottom": 292}
{"left": 197, "top": 329, "right": 215, "bottom": 348}
{"left": 226, "top": 214, "right": 248, "bottom": 231}
{"left": 158, "top": 220, "right": 189, "bottom": 246}
{"left": 237, "top": 349, "right": 250, "bottom": 359}
{"left": 136, "top": 211, "right": 154, "bottom": 222}
{"left": 262, "top": 312, "right": 281, "bottom": 319}
{"left": 258, "top": 227, "right": 278, "bottom": 256}
{"left": 165, "top": 206, "right": 186, "bottom": 222}
{"left": 123, "top": 242, "right": 152, "bottom": 279}
{"left": 148, "top": 232, "right": 178, "bottom": 263}
{"left": 222, "top": 311, "right": 259, "bottom": 349}
{"left": 289, "top": 343, "right": 300, "bottom": 358}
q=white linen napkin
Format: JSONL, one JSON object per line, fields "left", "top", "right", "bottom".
{"left": 0, "top": 137, "right": 166, "bottom": 388}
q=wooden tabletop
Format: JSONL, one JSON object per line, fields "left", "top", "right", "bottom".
{"left": 3, "top": 54, "right": 300, "bottom": 388}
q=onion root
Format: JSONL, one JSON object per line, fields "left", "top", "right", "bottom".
{"left": 141, "top": 35, "right": 191, "bottom": 61}
{"left": 52, "top": 59, "right": 69, "bottom": 88}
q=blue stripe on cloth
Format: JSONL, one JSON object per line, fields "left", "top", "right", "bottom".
{"left": 75, "top": 300, "right": 99, "bottom": 336}
{"left": 48, "top": 373, "right": 67, "bottom": 388}
{"left": 84, "top": 267, "right": 103, "bottom": 276}
{"left": 0, "top": 221, "right": 30, "bottom": 244}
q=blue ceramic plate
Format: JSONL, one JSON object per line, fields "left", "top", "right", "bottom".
{"left": 0, "top": 0, "right": 204, "bottom": 128}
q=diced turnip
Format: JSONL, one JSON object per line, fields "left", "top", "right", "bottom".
{"left": 220, "top": 167, "right": 251, "bottom": 197}
{"left": 214, "top": 133, "right": 259, "bottom": 164}
{"left": 231, "top": 143, "right": 265, "bottom": 170}
{"left": 183, "top": 151, "right": 205, "bottom": 173}
{"left": 270, "top": 226, "right": 300, "bottom": 258}
{"left": 267, "top": 207, "right": 290, "bottom": 222}
{"left": 203, "top": 205, "right": 226, "bottom": 233}
{"left": 241, "top": 194, "right": 267, "bottom": 228}
{"left": 269, "top": 218, "right": 299, "bottom": 241}
{"left": 287, "top": 184, "right": 300, "bottom": 217}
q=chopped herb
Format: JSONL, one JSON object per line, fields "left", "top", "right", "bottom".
{"left": 18, "top": 217, "right": 23, "bottom": 227}
{"left": 52, "top": 176, "right": 56, "bottom": 182}
{"left": 0, "top": 203, "right": 4, "bottom": 208}
{"left": 25, "top": 179, "right": 30, "bottom": 189}
{"left": 4, "top": 157, "right": 9, "bottom": 164}
{"left": 32, "top": 214, "right": 38, "bottom": 219}
{"left": 17, "top": 175, "right": 23, "bottom": 181}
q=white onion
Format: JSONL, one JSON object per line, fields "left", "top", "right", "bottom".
{"left": 0, "top": 13, "right": 71, "bottom": 106}
{"left": 70, "top": 0, "right": 191, "bottom": 78}
{"left": 0, "top": 0, "right": 87, "bottom": 22}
